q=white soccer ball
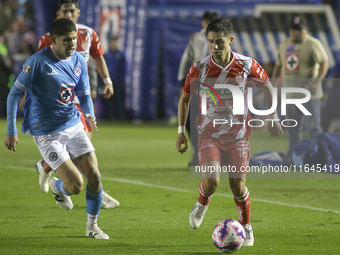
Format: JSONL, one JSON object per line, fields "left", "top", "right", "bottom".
{"left": 212, "top": 219, "right": 245, "bottom": 253}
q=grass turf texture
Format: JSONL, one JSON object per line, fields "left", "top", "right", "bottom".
{"left": 0, "top": 119, "right": 339, "bottom": 254}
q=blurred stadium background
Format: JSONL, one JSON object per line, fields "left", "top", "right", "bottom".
{"left": 0, "top": 0, "right": 340, "bottom": 121}
{"left": 1, "top": 2, "right": 340, "bottom": 253}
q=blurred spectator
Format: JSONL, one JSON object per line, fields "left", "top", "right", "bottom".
{"left": 0, "top": 1, "right": 13, "bottom": 35}
{"left": 0, "top": 34, "right": 14, "bottom": 117}
{"left": 100, "top": 37, "right": 128, "bottom": 120}
{"left": 321, "top": 53, "right": 340, "bottom": 132}
{"left": 273, "top": 16, "right": 329, "bottom": 164}
{"left": 177, "top": 11, "right": 221, "bottom": 166}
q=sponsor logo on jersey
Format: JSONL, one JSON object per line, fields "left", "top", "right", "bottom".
{"left": 236, "top": 140, "right": 249, "bottom": 147}
{"left": 47, "top": 67, "right": 59, "bottom": 75}
{"left": 23, "top": 65, "right": 31, "bottom": 75}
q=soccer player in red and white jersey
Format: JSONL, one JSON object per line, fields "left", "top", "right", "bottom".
{"left": 32, "top": 0, "right": 119, "bottom": 209}
{"left": 176, "top": 19, "right": 283, "bottom": 246}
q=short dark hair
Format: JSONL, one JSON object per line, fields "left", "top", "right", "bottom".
{"left": 206, "top": 18, "right": 233, "bottom": 37}
{"left": 50, "top": 18, "right": 77, "bottom": 36}
{"left": 57, "top": 0, "right": 79, "bottom": 11}
{"left": 202, "top": 11, "right": 221, "bottom": 22}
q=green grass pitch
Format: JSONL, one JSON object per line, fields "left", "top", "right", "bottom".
{"left": 0, "top": 119, "right": 339, "bottom": 254}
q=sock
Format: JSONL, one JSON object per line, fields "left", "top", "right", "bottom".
{"left": 87, "top": 213, "right": 98, "bottom": 225}
{"left": 56, "top": 179, "right": 70, "bottom": 196}
{"left": 198, "top": 181, "right": 214, "bottom": 206}
{"left": 234, "top": 187, "right": 251, "bottom": 225}
{"left": 42, "top": 161, "right": 52, "bottom": 174}
{"left": 86, "top": 185, "right": 103, "bottom": 216}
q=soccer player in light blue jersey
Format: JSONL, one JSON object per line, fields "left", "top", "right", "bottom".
{"left": 4, "top": 18, "right": 109, "bottom": 239}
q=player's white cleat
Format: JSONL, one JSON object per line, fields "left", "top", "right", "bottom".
{"left": 101, "top": 191, "right": 120, "bottom": 209}
{"left": 189, "top": 200, "right": 208, "bottom": 229}
{"left": 35, "top": 160, "right": 52, "bottom": 193}
{"left": 86, "top": 224, "right": 109, "bottom": 239}
{"left": 49, "top": 177, "right": 73, "bottom": 210}
{"left": 243, "top": 224, "right": 254, "bottom": 246}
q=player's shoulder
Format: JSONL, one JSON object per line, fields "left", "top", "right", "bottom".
{"left": 194, "top": 54, "right": 211, "bottom": 68}
{"left": 76, "top": 23, "right": 94, "bottom": 34}
{"left": 73, "top": 50, "right": 86, "bottom": 61}
{"left": 233, "top": 51, "right": 252, "bottom": 61}
{"left": 72, "top": 51, "right": 87, "bottom": 66}
{"left": 32, "top": 47, "right": 49, "bottom": 60}
{"left": 38, "top": 32, "right": 52, "bottom": 44}
{"left": 232, "top": 51, "right": 254, "bottom": 66}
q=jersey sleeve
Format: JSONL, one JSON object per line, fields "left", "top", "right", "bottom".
{"left": 89, "top": 29, "right": 104, "bottom": 59}
{"left": 248, "top": 59, "right": 269, "bottom": 87}
{"left": 76, "top": 56, "right": 95, "bottom": 116}
{"left": 182, "top": 64, "right": 199, "bottom": 96}
{"left": 36, "top": 34, "right": 52, "bottom": 52}
{"left": 15, "top": 55, "right": 40, "bottom": 91}
{"left": 75, "top": 56, "right": 91, "bottom": 94}
{"left": 6, "top": 85, "right": 25, "bottom": 135}
{"left": 312, "top": 39, "right": 328, "bottom": 64}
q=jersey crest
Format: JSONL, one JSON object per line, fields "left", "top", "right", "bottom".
{"left": 59, "top": 83, "right": 75, "bottom": 104}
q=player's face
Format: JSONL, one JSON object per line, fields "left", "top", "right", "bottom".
{"left": 207, "top": 32, "right": 233, "bottom": 60}
{"left": 57, "top": 3, "right": 80, "bottom": 25}
{"left": 289, "top": 28, "right": 308, "bottom": 43}
{"left": 52, "top": 31, "right": 77, "bottom": 59}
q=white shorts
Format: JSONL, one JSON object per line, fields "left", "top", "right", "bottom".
{"left": 33, "top": 122, "right": 95, "bottom": 171}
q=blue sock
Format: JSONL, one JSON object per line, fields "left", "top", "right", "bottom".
{"left": 86, "top": 185, "right": 103, "bottom": 216}
{"left": 56, "top": 179, "right": 70, "bottom": 196}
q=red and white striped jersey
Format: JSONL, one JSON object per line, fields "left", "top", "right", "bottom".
{"left": 183, "top": 51, "right": 269, "bottom": 140}
{"left": 36, "top": 24, "right": 104, "bottom": 66}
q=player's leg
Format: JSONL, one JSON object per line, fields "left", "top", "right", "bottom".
{"left": 76, "top": 103, "right": 119, "bottom": 209}
{"left": 189, "top": 136, "right": 221, "bottom": 229}
{"left": 72, "top": 151, "right": 109, "bottom": 239}
{"left": 35, "top": 160, "right": 53, "bottom": 193}
{"left": 33, "top": 131, "right": 83, "bottom": 211}
{"left": 190, "top": 161, "right": 221, "bottom": 229}
{"left": 227, "top": 139, "right": 253, "bottom": 246}
{"left": 50, "top": 159, "right": 84, "bottom": 210}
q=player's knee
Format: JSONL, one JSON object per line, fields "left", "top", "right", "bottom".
{"left": 204, "top": 178, "right": 220, "bottom": 192}
{"left": 229, "top": 178, "right": 245, "bottom": 195}
{"left": 69, "top": 177, "right": 84, "bottom": 195}
{"left": 87, "top": 170, "right": 101, "bottom": 189}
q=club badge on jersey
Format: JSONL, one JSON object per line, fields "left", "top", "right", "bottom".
{"left": 59, "top": 83, "right": 75, "bottom": 105}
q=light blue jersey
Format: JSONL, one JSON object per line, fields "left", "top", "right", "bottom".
{"left": 12, "top": 46, "right": 93, "bottom": 136}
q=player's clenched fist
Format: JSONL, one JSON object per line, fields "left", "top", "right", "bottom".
{"left": 4, "top": 135, "right": 19, "bottom": 152}
{"left": 176, "top": 133, "right": 188, "bottom": 154}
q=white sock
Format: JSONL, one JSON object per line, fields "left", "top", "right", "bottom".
{"left": 87, "top": 213, "right": 98, "bottom": 225}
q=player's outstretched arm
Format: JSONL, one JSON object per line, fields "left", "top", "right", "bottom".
{"left": 176, "top": 93, "right": 191, "bottom": 154}
{"left": 5, "top": 85, "right": 25, "bottom": 151}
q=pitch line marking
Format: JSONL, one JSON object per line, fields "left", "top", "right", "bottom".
{"left": 1, "top": 164, "right": 339, "bottom": 214}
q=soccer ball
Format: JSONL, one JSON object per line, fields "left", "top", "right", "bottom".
{"left": 212, "top": 219, "right": 245, "bottom": 253}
